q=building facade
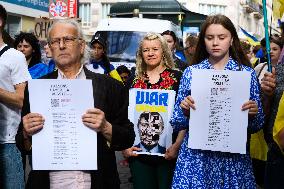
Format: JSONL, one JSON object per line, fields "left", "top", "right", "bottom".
{"left": 179, "top": 0, "right": 279, "bottom": 39}
{"left": 0, "top": 0, "right": 49, "bottom": 37}
{"left": 0, "top": 0, "right": 277, "bottom": 41}
{"left": 79, "top": 0, "right": 122, "bottom": 41}
{"left": 79, "top": 0, "right": 279, "bottom": 41}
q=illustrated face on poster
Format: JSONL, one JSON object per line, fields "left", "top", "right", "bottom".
{"left": 138, "top": 112, "right": 164, "bottom": 148}
{"left": 129, "top": 89, "right": 176, "bottom": 156}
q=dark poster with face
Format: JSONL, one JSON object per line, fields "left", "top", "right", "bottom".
{"left": 129, "top": 89, "right": 176, "bottom": 156}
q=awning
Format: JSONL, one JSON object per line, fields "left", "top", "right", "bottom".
{"left": 110, "top": 0, "right": 185, "bottom": 15}
{"left": 110, "top": 2, "right": 139, "bottom": 15}
{"left": 109, "top": 0, "right": 207, "bottom": 28}
{"left": 182, "top": 10, "right": 207, "bottom": 27}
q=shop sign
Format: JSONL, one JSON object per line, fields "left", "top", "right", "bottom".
{"left": 49, "top": 0, "right": 77, "bottom": 18}
{"left": 34, "top": 18, "right": 54, "bottom": 40}
{"left": 1, "top": 0, "right": 49, "bottom": 12}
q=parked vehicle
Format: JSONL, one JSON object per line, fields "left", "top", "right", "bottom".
{"left": 94, "top": 17, "right": 182, "bottom": 69}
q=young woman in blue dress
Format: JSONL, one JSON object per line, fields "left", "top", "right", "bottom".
{"left": 170, "top": 14, "right": 264, "bottom": 189}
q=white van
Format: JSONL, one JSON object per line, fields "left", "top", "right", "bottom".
{"left": 94, "top": 17, "right": 182, "bottom": 69}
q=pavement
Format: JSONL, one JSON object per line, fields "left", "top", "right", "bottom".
{"left": 116, "top": 151, "right": 133, "bottom": 189}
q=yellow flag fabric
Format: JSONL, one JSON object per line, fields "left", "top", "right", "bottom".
{"left": 250, "top": 129, "right": 268, "bottom": 161}
{"left": 273, "top": 0, "right": 284, "bottom": 20}
{"left": 246, "top": 37, "right": 260, "bottom": 47}
{"left": 109, "top": 69, "right": 123, "bottom": 82}
{"left": 273, "top": 92, "right": 284, "bottom": 152}
{"left": 251, "top": 57, "right": 260, "bottom": 67}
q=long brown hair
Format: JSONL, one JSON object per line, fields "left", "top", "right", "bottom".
{"left": 192, "top": 14, "right": 251, "bottom": 68}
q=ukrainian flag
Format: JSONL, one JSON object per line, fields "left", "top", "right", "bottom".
{"left": 273, "top": 0, "right": 284, "bottom": 20}
{"left": 239, "top": 27, "right": 260, "bottom": 47}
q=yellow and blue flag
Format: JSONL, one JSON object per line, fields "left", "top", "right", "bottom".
{"left": 240, "top": 27, "right": 260, "bottom": 47}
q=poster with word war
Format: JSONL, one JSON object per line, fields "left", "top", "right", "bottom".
{"left": 188, "top": 69, "right": 251, "bottom": 154}
{"left": 29, "top": 79, "right": 97, "bottom": 170}
{"left": 129, "top": 89, "right": 176, "bottom": 156}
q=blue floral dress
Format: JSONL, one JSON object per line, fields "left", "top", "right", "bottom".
{"left": 170, "top": 58, "right": 264, "bottom": 189}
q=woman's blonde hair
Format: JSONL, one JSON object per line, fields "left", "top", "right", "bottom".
{"left": 136, "top": 33, "right": 175, "bottom": 78}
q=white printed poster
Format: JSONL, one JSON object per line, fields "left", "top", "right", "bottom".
{"left": 129, "top": 89, "right": 176, "bottom": 156}
{"left": 188, "top": 69, "right": 251, "bottom": 154}
{"left": 28, "top": 79, "right": 97, "bottom": 170}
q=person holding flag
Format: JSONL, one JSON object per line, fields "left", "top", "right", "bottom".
{"left": 260, "top": 2, "right": 284, "bottom": 185}
{"left": 250, "top": 35, "right": 282, "bottom": 188}
{"left": 259, "top": 60, "right": 284, "bottom": 188}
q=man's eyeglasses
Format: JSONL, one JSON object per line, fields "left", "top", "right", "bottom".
{"left": 49, "top": 36, "right": 81, "bottom": 47}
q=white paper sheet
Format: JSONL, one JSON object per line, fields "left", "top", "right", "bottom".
{"left": 188, "top": 69, "right": 251, "bottom": 154}
{"left": 29, "top": 79, "right": 97, "bottom": 170}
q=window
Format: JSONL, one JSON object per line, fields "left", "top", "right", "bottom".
{"left": 79, "top": 3, "right": 91, "bottom": 27}
{"left": 102, "top": 3, "right": 112, "bottom": 19}
{"left": 6, "top": 15, "right": 21, "bottom": 38}
{"left": 199, "top": 3, "right": 226, "bottom": 15}
{"left": 96, "top": 31, "right": 146, "bottom": 64}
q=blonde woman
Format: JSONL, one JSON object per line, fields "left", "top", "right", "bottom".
{"left": 123, "top": 33, "right": 186, "bottom": 189}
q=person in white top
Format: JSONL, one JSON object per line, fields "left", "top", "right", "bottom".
{"left": 254, "top": 37, "right": 283, "bottom": 81}
{"left": 0, "top": 4, "right": 31, "bottom": 189}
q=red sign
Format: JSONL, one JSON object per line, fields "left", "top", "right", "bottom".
{"left": 49, "top": 1, "right": 67, "bottom": 17}
{"left": 49, "top": 0, "right": 77, "bottom": 18}
{"left": 68, "top": 0, "right": 77, "bottom": 18}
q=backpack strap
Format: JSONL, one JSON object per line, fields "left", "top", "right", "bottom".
{"left": 0, "top": 46, "right": 10, "bottom": 57}
{"left": 257, "top": 63, "right": 268, "bottom": 79}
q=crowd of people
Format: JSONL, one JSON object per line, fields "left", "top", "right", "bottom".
{"left": 0, "top": 2, "right": 284, "bottom": 189}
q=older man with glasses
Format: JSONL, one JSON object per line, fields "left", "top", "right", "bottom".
{"left": 16, "top": 19, "right": 135, "bottom": 189}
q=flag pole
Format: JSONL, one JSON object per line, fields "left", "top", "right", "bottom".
{"left": 262, "top": 0, "right": 272, "bottom": 72}
{"left": 270, "top": 1, "right": 274, "bottom": 35}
